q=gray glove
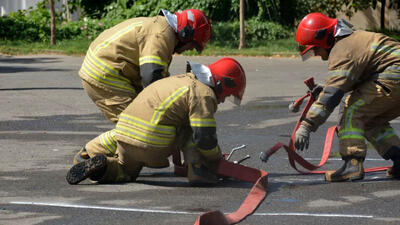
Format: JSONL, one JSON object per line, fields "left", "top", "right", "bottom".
{"left": 294, "top": 125, "right": 311, "bottom": 151}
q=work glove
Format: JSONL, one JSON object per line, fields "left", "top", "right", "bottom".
{"left": 294, "top": 124, "right": 311, "bottom": 151}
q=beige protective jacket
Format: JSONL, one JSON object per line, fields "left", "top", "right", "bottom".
{"left": 113, "top": 73, "right": 220, "bottom": 160}
{"left": 303, "top": 30, "right": 400, "bottom": 131}
{"left": 79, "top": 15, "right": 177, "bottom": 94}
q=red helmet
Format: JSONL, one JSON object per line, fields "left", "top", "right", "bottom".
{"left": 209, "top": 58, "right": 246, "bottom": 105}
{"left": 175, "top": 9, "right": 212, "bottom": 52}
{"left": 296, "top": 13, "right": 337, "bottom": 58}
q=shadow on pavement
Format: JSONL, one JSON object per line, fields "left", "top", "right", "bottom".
{"left": 0, "top": 66, "right": 72, "bottom": 73}
{"left": 0, "top": 56, "right": 62, "bottom": 64}
{"left": 0, "top": 87, "right": 83, "bottom": 91}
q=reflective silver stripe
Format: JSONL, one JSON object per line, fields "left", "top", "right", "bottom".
{"left": 328, "top": 70, "right": 354, "bottom": 80}
{"left": 81, "top": 61, "right": 135, "bottom": 92}
{"left": 86, "top": 49, "right": 131, "bottom": 83}
{"left": 386, "top": 65, "right": 400, "bottom": 71}
{"left": 151, "top": 86, "right": 189, "bottom": 124}
{"left": 94, "top": 21, "right": 143, "bottom": 54}
{"left": 199, "top": 145, "right": 220, "bottom": 158}
{"left": 190, "top": 118, "right": 216, "bottom": 127}
{"left": 99, "top": 130, "right": 117, "bottom": 154}
{"left": 119, "top": 113, "right": 175, "bottom": 135}
{"left": 338, "top": 130, "right": 365, "bottom": 140}
{"left": 344, "top": 99, "right": 365, "bottom": 129}
{"left": 309, "top": 104, "right": 327, "bottom": 118}
{"left": 375, "top": 65, "right": 400, "bottom": 80}
{"left": 139, "top": 56, "right": 168, "bottom": 66}
{"left": 371, "top": 43, "right": 400, "bottom": 57}
{"left": 115, "top": 124, "right": 173, "bottom": 147}
{"left": 375, "top": 73, "right": 400, "bottom": 80}
{"left": 374, "top": 128, "right": 396, "bottom": 142}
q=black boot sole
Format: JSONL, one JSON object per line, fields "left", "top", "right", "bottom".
{"left": 325, "top": 171, "right": 364, "bottom": 182}
{"left": 66, "top": 155, "right": 107, "bottom": 185}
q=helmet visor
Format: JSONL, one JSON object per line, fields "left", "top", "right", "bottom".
{"left": 227, "top": 95, "right": 242, "bottom": 106}
{"left": 298, "top": 45, "right": 316, "bottom": 61}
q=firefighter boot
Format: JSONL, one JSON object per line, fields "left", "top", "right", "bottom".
{"left": 73, "top": 147, "right": 90, "bottom": 165}
{"left": 383, "top": 146, "right": 400, "bottom": 179}
{"left": 325, "top": 157, "right": 365, "bottom": 182}
{"left": 187, "top": 162, "right": 219, "bottom": 186}
{"left": 66, "top": 155, "right": 107, "bottom": 185}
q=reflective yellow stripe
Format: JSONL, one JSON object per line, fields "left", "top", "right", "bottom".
{"left": 115, "top": 164, "right": 127, "bottom": 182}
{"left": 151, "top": 86, "right": 189, "bottom": 124}
{"left": 371, "top": 43, "right": 400, "bottom": 57}
{"left": 119, "top": 113, "right": 175, "bottom": 135}
{"left": 374, "top": 128, "right": 397, "bottom": 142}
{"left": 99, "top": 130, "right": 117, "bottom": 154}
{"left": 81, "top": 63, "right": 135, "bottom": 92}
{"left": 339, "top": 99, "right": 366, "bottom": 140}
{"left": 139, "top": 56, "right": 168, "bottom": 66}
{"left": 338, "top": 128, "right": 365, "bottom": 140}
{"left": 328, "top": 70, "right": 354, "bottom": 80}
{"left": 344, "top": 99, "right": 365, "bottom": 129}
{"left": 115, "top": 124, "right": 173, "bottom": 146}
{"left": 308, "top": 104, "right": 328, "bottom": 118}
{"left": 94, "top": 21, "right": 143, "bottom": 54}
{"left": 190, "top": 118, "right": 216, "bottom": 127}
{"left": 87, "top": 49, "right": 130, "bottom": 83}
{"left": 199, "top": 146, "right": 220, "bottom": 158}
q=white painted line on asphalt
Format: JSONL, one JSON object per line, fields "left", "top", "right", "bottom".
{"left": 10, "top": 201, "right": 374, "bottom": 219}
{"left": 9, "top": 201, "right": 199, "bottom": 215}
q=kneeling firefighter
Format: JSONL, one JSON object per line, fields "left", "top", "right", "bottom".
{"left": 66, "top": 57, "right": 246, "bottom": 185}
{"left": 294, "top": 12, "right": 400, "bottom": 182}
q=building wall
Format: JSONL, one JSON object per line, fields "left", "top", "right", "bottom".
{"left": 0, "top": 0, "right": 79, "bottom": 20}
{"left": 337, "top": 1, "right": 400, "bottom": 30}
{"left": 0, "top": 0, "right": 40, "bottom": 16}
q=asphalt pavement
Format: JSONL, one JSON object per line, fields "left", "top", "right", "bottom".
{"left": 0, "top": 54, "right": 399, "bottom": 225}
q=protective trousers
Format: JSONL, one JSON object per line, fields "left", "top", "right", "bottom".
{"left": 85, "top": 130, "right": 171, "bottom": 183}
{"left": 82, "top": 80, "right": 137, "bottom": 123}
{"left": 338, "top": 78, "right": 400, "bottom": 158}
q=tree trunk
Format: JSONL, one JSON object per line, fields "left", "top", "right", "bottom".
{"left": 65, "top": 0, "right": 71, "bottom": 22}
{"left": 239, "top": 0, "right": 245, "bottom": 49}
{"left": 380, "top": 0, "right": 386, "bottom": 30}
{"left": 49, "top": 0, "right": 56, "bottom": 45}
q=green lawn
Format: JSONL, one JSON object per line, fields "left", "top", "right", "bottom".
{"left": 0, "top": 38, "right": 299, "bottom": 57}
{"left": 0, "top": 38, "right": 91, "bottom": 55}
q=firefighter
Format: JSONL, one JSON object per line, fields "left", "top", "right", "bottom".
{"left": 66, "top": 57, "right": 246, "bottom": 186}
{"left": 79, "top": 9, "right": 212, "bottom": 123}
{"left": 294, "top": 12, "right": 400, "bottom": 182}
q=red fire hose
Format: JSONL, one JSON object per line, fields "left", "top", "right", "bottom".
{"left": 173, "top": 150, "right": 268, "bottom": 225}
{"left": 260, "top": 77, "right": 391, "bottom": 174}
{"left": 173, "top": 77, "right": 390, "bottom": 225}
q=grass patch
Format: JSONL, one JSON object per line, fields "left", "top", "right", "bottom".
{"left": 0, "top": 38, "right": 90, "bottom": 56}
{"left": 0, "top": 38, "right": 298, "bottom": 57}
{"left": 196, "top": 38, "right": 298, "bottom": 56}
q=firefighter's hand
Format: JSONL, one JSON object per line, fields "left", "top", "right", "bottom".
{"left": 294, "top": 125, "right": 311, "bottom": 151}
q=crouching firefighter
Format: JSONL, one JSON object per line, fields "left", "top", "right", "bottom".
{"left": 79, "top": 9, "right": 212, "bottom": 123}
{"left": 294, "top": 12, "right": 400, "bottom": 182}
{"left": 66, "top": 57, "right": 246, "bottom": 185}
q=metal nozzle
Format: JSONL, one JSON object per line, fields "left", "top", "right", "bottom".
{"left": 259, "top": 151, "right": 269, "bottom": 163}
{"left": 226, "top": 144, "right": 246, "bottom": 161}
{"left": 234, "top": 155, "right": 250, "bottom": 164}
{"left": 288, "top": 102, "right": 300, "bottom": 113}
